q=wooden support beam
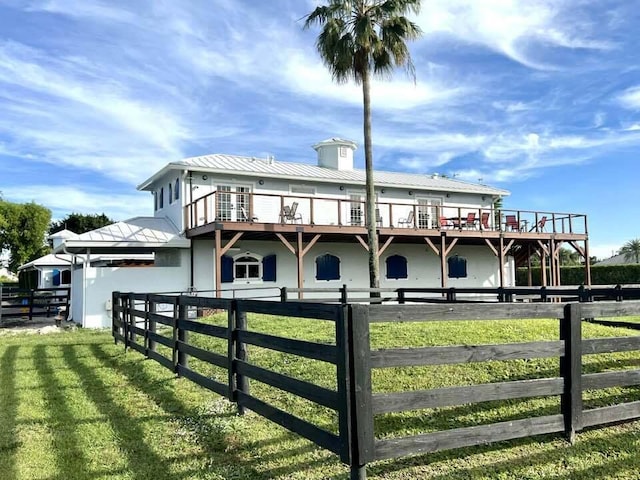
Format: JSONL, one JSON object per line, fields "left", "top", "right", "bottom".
{"left": 424, "top": 237, "right": 439, "bottom": 256}
{"left": 567, "top": 240, "right": 585, "bottom": 259}
{"left": 275, "top": 233, "right": 295, "bottom": 255}
{"left": 355, "top": 235, "right": 369, "bottom": 252}
{"left": 502, "top": 239, "right": 515, "bottom": 256}
{"left": 301, "top": 234, "right": 322, "bottom": 257}
{"left": 537, "top": 240, "right": 549, "bottom": 256}
{"left": 584, "top": 239, "right": 592, "bottom": 287}
{"left": 220, "top": 232, "right": 243, "bottom": 256}
{"left": 440, "top": 235, "right": 447, "bottom": 289}
{"left": 297, "top": 232, "right": 304, "bottom": 298}
{"left": 484, "top": 239, "right": 499, "bottom": 257}
{"left": 443, "top": 238, "right": 458, "bottom": 256}
{"left": 498, "top": 236, "right": 505, "bottom": 289}
{"left": 377, "top": 236, "right": 395, "bottom": 258}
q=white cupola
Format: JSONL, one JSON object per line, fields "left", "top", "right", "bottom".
{"left": 312, "top": 138, "right": 357, "bottom": 171}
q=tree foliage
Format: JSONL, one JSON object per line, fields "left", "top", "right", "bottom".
{"left": 49, "top": 212, "right": 114, "bottom": 236}
{"left": 0, "top": 199, "right": 51, "bottom": 271}
{"left": 304, "top": 0, "right": 422, "bottom": 290}
{"left": 619, "top": 239, "right": 640, "bottom": 264}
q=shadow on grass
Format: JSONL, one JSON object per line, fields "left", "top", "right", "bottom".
{"left": 0, "top": 346, "right": 19, "bottom": 479}
{"left": 62, "top": 344, "right": 185, "bottom": 480}
{"left": 91, "top": 342, "right": 346, "bottom": 479}
{"left": 369, "top": 424, "right": 640, "bottom": 480}
{"left": 33, "top": 344, "right": 94, "bottom": 480}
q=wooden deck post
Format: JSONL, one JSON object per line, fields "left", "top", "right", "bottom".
{"left": 215, "top": 229, "right": 222, "bottom": 297}
{"left": 498, "top": 236, "right": 505, "bottom": 289}
{"left": 297, "top": 232, "right": 304, "bottom": 298}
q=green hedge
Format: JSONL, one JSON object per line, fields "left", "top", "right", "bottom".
{"left": 516, "top": 264, "right": 640, "bottom": 286}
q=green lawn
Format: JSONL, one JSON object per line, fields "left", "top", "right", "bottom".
{"left": 2, "top": 316, "right": 640, "bottom": 479}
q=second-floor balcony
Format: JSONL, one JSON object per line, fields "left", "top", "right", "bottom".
{"left": 185, "top": 190, "right": 588, "bottom": 238}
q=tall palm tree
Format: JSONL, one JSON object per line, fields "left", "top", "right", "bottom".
{"left": 619, "top": 239, "right": 640, "bottom": 264}
{"left": 304, "top": 0, "right": 422, "bottom": 291}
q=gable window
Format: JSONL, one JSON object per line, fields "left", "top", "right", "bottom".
{"left": 168, "top": 183, "right": 173, "bottom": 204}
{"left": 316, "top": 253, "right": 340, "bottom": 281}
{"left": 175, "top": 178, "right": 180, "bottom": 201}
{"left": 159, "top": 187, "right": 164, "bottom": 209}
{"left": 448, "top": 255, "right": 467, "bottom": 278}
{"left": 385, "top": 255, "right": 408, "bottom": 280}
{"left": 290, "top": 185, "right": 316, "bottom": 195}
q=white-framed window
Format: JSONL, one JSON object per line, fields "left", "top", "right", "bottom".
{"left": 233, "top": 253, "right": 262, "bottom": 282}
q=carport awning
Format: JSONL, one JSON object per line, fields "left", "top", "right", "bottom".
{"left": 52, "top": 216, "right": 190, "bottom": 255}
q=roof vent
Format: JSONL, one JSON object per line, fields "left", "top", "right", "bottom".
{"left": 267, "top": 155, "right": 275, "bottom": 165}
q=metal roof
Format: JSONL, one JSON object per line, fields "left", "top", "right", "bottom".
{"left": 52, "top": 217, "right": 190, "bottom": 254}
{"left": 138, "top": 153, "right": 510, "bottom": 197}
{"left": 18, "top": 253, "right": 155, "bottom": 270}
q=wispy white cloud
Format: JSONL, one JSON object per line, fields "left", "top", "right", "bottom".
{"left": 617, "top": 86, "right": 640, "bottom": 110}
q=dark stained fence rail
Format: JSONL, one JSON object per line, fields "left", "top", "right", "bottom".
{"left": 1, "top": 287, "right": 70, "bottom": 325}
{"left": 112, "top": 291, "right": 640, "bottom": 480}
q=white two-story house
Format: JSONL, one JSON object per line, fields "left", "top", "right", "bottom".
{"left": 51, "top": 137, "right": 590, "bottom": 328}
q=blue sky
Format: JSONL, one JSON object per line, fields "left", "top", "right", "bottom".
{"left": 0, "top": 0, "right": 638, "bottom": 259}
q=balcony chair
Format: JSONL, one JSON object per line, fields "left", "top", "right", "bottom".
{"left": 440, "top": 216, "right": 452, "bottom": 229}
{"left": 398, "top": 210, "right": 414, "bottom": 228}
{"left": 464, "top": 212, "right": 478, "bottom": 229}
{"left": 530, "top": 216, "right": 547, "bottom": 232}
{"left": 481, "top": 212, "right": 490, "bottom": 230}
{"left": 239, "top": 206, "right": 258, "bottom": 222}
{"left": 285, "top": 202, "right": 303, "bottom": 223}
{"left": 505, "top": 215, "right": 520, "bottom": 231}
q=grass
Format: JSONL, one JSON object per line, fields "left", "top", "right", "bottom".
{"left": 2, "top": 315, "right": 640, "bottom": 479}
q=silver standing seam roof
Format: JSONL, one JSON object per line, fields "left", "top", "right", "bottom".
{"left": 138, "top": 154, "right": 510, "bottom": 197}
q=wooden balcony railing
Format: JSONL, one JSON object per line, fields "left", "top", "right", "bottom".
{"left": 185, "top": 190, "right": 588, "bottom": 236}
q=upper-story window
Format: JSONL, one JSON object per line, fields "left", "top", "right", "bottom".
{"left": 168, "top": 183, "right": 173, "bottom": 204}
{"left": 175, "top": 178, "right": 180, "bottom": 202}
{"left": 153, "top": 192, "right": 158, "bottom": 211}
{"left": 159, "top": 187, "right": 164, "bottom": 209}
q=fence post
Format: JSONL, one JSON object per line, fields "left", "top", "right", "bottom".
{"left": 176, "top": 296, "right": 189, "bottom": 375}
{"left": 28, "top": 289, "right": 35, "bottom": 321}
{"left": 227, "top": 300, "right": 237, "bottom": 403}
{"left": 148, "top": 297, "right": 157, "bottom": 353}
{"left": 112, "top": 291, "right": 119, "bottom": 345}
{"left": 341, "top": 284, "right": 348, "bottom": 305}
{"left": 540, "top": 286, "right": 547, "bottom": 303}
{"left": 398, "top": 289, "right": 405, "bottom": 304}
{"left": 497, "top": 287, "right": 504, "bottom": 303}
{"left": 560, "top": 303, "right": 583, "bottom": 443}
{"left": 348, "top": 304, "right": 374, "bottom": 479}
{"left": 172, "top": 297, "right": 179, "bottom": 372}
{"left": 615, "top": 284, "right": 623, "bottom": 302}
{"left": 280, "top": 287, "right": 288, "bottom": 303}
{"left": 235, "top": 303, "right": 249, "bottom": 415}
{"left": 447, "top": 288, "right": 456, "bottom": 302}
{"left": 128, "top": 292, "right": 136, "bottom": 345}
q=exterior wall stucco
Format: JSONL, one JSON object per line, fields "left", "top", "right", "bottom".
{"left": 198, "top": 240, "right": 514, "bottom": 299}
{"left": 82, "top": 264, "right": 190, "bottom": 329}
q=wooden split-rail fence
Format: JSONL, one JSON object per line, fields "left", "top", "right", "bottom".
{"left": 112, "top": 291, "right": 640, "bottom": 480}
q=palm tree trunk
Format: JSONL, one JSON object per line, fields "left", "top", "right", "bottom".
{"left": 362, "top": 68, "right": 380, "bottom": 293}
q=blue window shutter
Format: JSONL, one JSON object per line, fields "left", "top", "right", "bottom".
{"left": 386, "top": 255, "right": 408, "bottom": 279}
{"left": 448, "top": 256, "right": 467, "bottom": 278}
{"left": 175, "top": 179, "right": 180, "bottom": 200}
{"left": 221, "top": 255, "right": 234, "bottom": 283}
{"left": 316, "top": 254, "right": 340, "bottom": 281}
{"left": 262, "top": 255, "right": 276, "bottom": 281}
{"left": 52, "top": 269, "right": 61, "bottom": 286}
